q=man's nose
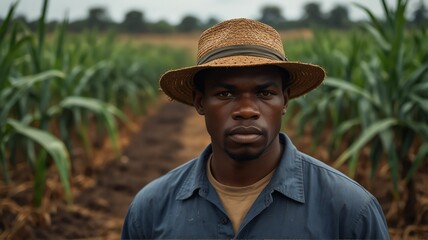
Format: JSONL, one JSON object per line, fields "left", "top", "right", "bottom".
{"left": 231, "top": 94, "right": 260, "bottom": 120}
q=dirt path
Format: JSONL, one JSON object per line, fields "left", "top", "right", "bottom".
{"left": 71, "top": 98, "right": 209, "bottom": 239}
{"left": 1, "top": 97, "right": 210, "bottom": 239}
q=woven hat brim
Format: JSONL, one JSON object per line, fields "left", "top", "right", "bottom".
{"left": 159, "top": 55, "right": 325, "bottom": 106}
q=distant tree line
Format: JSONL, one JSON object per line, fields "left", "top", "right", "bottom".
{"left": 2, "top": 1, "right": 427, "bottom": 33}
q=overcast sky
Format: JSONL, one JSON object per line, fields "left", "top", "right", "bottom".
{"left": 1, "top": 0, "right": 425, "bottom": 24}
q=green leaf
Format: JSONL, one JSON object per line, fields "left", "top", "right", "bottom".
{"left": 54, "top": 17, "right": 68, "bottom": 69}
{"left": 77, "top": 119, "right": 93, "bottom": 156}
{"left": 73, "top": 61, "right": 108, "bottom": 95}
{"left": 404, "top": 120, "right": 428, "bottom": 141}
{"left": 0, "top": 35, "right": 33, "bottom": 82}
{"left": 0, "top": 1, "right": 17, "bottom": 48}
{"left": 11, "top": 70, "right": 65, "bottom": 88}
{"left": 348, "top": 153, "right": 359, "bottom": 178}
{"left": 0, "top": 70, "right": 65, "bottom": 125}
{"left": 324, "top": 77, "right": 380, "bottom": 107}
{"left": 413, "top": 81, "right": 428, "bottom": 93}
{"left": 55, "top": 96, "right": 123, "bottom": 156}
{"left": 353, "top": 2, "right": 387, "bottom": 38}
{"left": 334, "top": 118, "right": 398, "bottom": 168}
{"left": 399, "top": 102, "right": 414, "bottom": 118}
{"left": 407, "top": 63, "right": 428, "bottom": 90}
{"left": 7, "top": 119, "right": 72, "bottom": 205}
{"left": 381, "top": 0, "right": 394, "bottom": 28}
{"left": 25, "top": 135, "right": 37, "bottom": 166}
{"left": 410, "top": 94, "right": 428, "bottom": 112}
{"left": 106, "top": 104, "right": 129, "bottom": 124}
{"left": 369, "top": 138, "right": 383, "bottom": 180}
{"left": 364, "top": 24, "right": 391, "bottom": 51}
{"left": 37, "top": 0, "right": 48, "bottom": 57}
{"left": 331, "top": 118, "right": 359, "bottom": 147}
{"left": 34, "top": 150, "right": 48, "bottom": 207}
{"left": 379, "top": 129, "right": 399, "bottom": 195}
{"left": 400, "top": 130, "right": 415, "bottom": 159}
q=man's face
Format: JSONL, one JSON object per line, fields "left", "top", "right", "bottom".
{"left": 193, "top": 66, "right": 289, "bottom": 162}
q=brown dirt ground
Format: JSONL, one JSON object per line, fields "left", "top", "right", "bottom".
{"left": 0, "top": 97, "right": 199, "bottom": 239}
{"left": 1, "top": 96, "right": 428, "bottom": 239}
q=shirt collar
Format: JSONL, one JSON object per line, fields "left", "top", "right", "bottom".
{"left": 176, "top": 146, "right": 212, "bottom": 200}
{"left": 176, "top": 132, "right": 305, "bottom": 203}
{"left": 268, "top": 132, "right": 305, "bottom": 203}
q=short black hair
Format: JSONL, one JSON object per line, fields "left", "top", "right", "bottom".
{"left": 193, "top": 66, "right": 291, "bottom": 92}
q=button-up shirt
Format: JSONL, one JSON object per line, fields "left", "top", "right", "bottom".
{"left": 121, "top": 133, "right": 389, "bottom": 239}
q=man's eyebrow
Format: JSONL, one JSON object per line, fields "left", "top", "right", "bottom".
{"left": 210, "top": 82, "right": 281, "bottom": 90}
{"left": 211, "top": 82, "right": 237, "bottom": 90}
{"left": 256, "top": 82, "right": 281, "bottom": 89}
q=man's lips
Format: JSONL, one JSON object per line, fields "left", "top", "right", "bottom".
{"left": 228, "top": 126, "right": 263, "bottom": 143}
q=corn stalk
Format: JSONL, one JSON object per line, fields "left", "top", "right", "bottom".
{"left": 0, "top": 0, "right": 192, "bottom": 207}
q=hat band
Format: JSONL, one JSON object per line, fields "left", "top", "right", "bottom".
{"left": 197, "top": 44, "right": 287, "bottom": 65}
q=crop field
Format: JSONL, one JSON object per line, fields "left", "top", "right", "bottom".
{"left": 1, "top": 0, "right": 427, "bottom": 239}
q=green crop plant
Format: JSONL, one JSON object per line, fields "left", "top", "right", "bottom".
{"left": 285, "top": 30, "right": 370, "bottom": 153}
{"left": 0, "top": 0, "right": 192, "bottom": 207}
{"left": 328, "top": 0, "right": 428, "bottom": 224}
{"left": 286, "top": 0, "right": 427, "bottom": 225}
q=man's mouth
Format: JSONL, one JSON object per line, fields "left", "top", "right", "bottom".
{"left": 228, "top": 126, "right": 263, "bottom": 144}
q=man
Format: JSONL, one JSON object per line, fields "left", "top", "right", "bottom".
{"left": 122, "top": 18, "right": 388, "bottom": 239}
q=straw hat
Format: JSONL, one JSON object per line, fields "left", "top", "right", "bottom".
{"left": 160, "top": 18, "right": 325, "bottom": 106}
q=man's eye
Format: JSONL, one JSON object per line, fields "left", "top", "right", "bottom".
{"left": 258, "top": 91, "right": 274, "bottom": 97}
{"left": 217, "top": 91, "right": 232, "bottom": 97}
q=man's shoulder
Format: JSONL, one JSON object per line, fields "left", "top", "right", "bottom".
{"left": 297, "top": 151, "right": 374, "bottom": 203}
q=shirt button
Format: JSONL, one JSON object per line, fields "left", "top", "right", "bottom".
{"left": 220, "top": 217, "right": 229, "bottom": 225}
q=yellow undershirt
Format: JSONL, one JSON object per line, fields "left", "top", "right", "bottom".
{"left": 207, "top": 155, "right": 275, "bottom": 233}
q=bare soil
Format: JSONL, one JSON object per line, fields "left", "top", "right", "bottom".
{"left": 1, "top": 96, "right": 427, "bottom": 239}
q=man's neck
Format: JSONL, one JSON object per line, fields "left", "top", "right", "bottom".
{"left": 209, "top": 138, "right": 283, "bottom": 187}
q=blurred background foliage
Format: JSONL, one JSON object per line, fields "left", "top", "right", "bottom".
{"left": 284, "top": 0, "right": 427, "bottom": 226}
{"left": 0, "top": 0, "right": 191, "bottom": 206}
{"left": 1, "top": 0, "right": 426, "bottom": 34}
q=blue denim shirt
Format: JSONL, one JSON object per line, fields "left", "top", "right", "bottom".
{"left": 122, "top": 133, "right": 389, "bottom": 239}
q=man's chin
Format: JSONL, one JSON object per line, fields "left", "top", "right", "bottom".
{"left": 226, "top": 149, "right": 263, "bottom": 162}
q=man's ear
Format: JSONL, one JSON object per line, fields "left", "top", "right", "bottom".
{"left": 282, "top": 87, "right": 290, "bottom": 114}
{"left": 193, "top": 89, "right": 205, "bottom": 115}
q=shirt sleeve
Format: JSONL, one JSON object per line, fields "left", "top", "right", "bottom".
{"left": 121, "top": 201, "right": 144, "bottom": 239}
{"left": 121, "top": 189, "right": 150, "bottom": 240}
{"left": 351, "top": 196, "right": 389, "bottom": 239}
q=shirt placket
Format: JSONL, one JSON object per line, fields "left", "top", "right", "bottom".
{"left": 235, "top": 189, "right": 274, "bottom": 238}
{"left": 199, "top": 185, "right": 235, "bottom": 239}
